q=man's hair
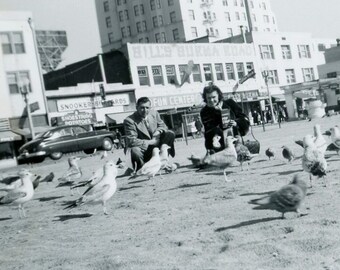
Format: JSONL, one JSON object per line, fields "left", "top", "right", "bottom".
{"left": 136, "top": 97, "right": 151, "bottom": 107}
{"left": 202, "top": 84, "right": 224, "bottom": 103}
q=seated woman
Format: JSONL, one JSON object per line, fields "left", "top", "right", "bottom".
{"left": 200, "top": 84, "right": 250, "bottom": 154}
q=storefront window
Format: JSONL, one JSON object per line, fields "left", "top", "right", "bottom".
{"left": 236, "top": 62, "right": 245, "bottom": 79}
{"left": 215, "top": 63, "right": 224, "bottom": 81}
{"left": 166, "top": 65, "right": 177, "bottom": 85}
{"left": 225, "top": 63, "right": 235, "bottom": 80}
{"left": 179, "top": 64, "right": 191, "bottom": 84}
{"left": 137, "top": 66, "right": 150, "bottom": 86}
{"left": 192, "top": 64, "right": 202, "bottom": 82}
{"left": 203, "top": 64, "right": 212, "bottom": 81}
{"left": 152, "top": 65, "right": 163, "bottom": 85}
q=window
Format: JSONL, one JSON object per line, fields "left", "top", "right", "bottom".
{"left": 103, "top": 1, "right": 109, "bottom": 12}
{"left": 1, "top": 32, "right": 25, "bottom": 54}
{"left": 139, "top": 38, "right": 143, "bottom": 43}
{"left": 327, "top": 72, "right": 337, "bottom": 78}
{"left": 168, "top": 0, "right": 174, "bottom": 6}
{"left": 106, "top": 17, "right": 112, "bottom": 28}
{"left": 203, "top": 64, "right": 213, "bottom": 81}
{"left": 226, "top": 63, "right": 235, "bottom": 80}
{"left": 259, "top": 45, "right": 274, "bottom": 59}
{"left": 140, "top": 4, "right": 144, "bottom": 14}
{"left": 150, "top": 0, "right": 156, "bottom": 10}
{"left": 250, "top": 1, "right": 254, "bottom": 8}
{"left": 124, "top": 10, "right": 129, "bottom": 20}
{"left": 170, "top": 11, "right": 176, "bottom": 23}
{"left": 152, "top": 65, "right": 163, "bottom": 85}
{"left": 119, "top": 11, "right": 124, "bottom": 21}
{"left": 179, "top": 64, "right": 191, "bottom": 84}
{"left": 166, "top": 65, "right": 177, "bottom": 84}
{"left": 215, "top": 64, "right": 224, "bottom": 81}
{"left": 266, "top": 70, "right": 279, "bottom": 85}
{"left": 192, "top": 64, "right": 202, "bottom": 82}
{"left": 156, "top": 0, "right": 161, "bottom": 8}
{"left": 240, "top": 0, "right": 244, "bottom": 7}
{"left": 272, "top": 17, "right": 275, "bottom": 24}
{"left": 121, "top": 27, "right": 130, "bottom": 38}
{"left": 108, "top": 32, "right": 114, "bottom": 44}
{"left": 173, "top": 28, "right": 179, "bottom": 41}
{"left": 285, "top": 69, "right": 296, "bottom": 83}
{"left": 215, "top": 29, "right": 219, "bottom": 37}
{"left": 189, "top": 10, "right": 195, "bottom": 20}
{"left": 134, "top": 5, "right": 139, "bottom": 16}
{"left": 251, "top": 14, "right": 256, "bottom": 22}
{"left": 155, "top": 33, "right": 161, "bottom": 43}
{"left": 236, "top": 63, "right": 245, "bottom": 79}
{"left": 126, "top": 26, "right": 131, "bottom": 37}
{"left": 161, "top": 32, "right": 166, "bottom": 42}
{"left": 142, "top": 21, "right": 147, "bottom": 31}
{"left": 234, "top": 0, "right": 238, "bottom": 6}
{"left": 136, "top": 22, "right": 142, "bottom": 33}
{"left": 302, "top": 68, "right": 315, "bottom": 82}
{"left": 145, "top": 37, "right": 149, "bottom": 43}
{"left": 318, "top": 43, "right": 326, "bottom": 51}
{"left": 116, "top": 0, "right": 122, "bottom": 5}
{"left": 281, "top": 45, "right": 292, "bottom": 59}
{"left": 263, "top": 15, "right": 269, "bottom": 23}
{"left": 7, "top": 71, "right": 31, "bottom": 94}
{"left": 223, "top": 0, "right": 228, "bottom": 6}
{"left": 298, "top": 45, "right": 311, "bottom": 58}
{"left": 191, "top": 27, "right": 198, "bottom": 38}
{"left": 262, "top": 2, "right": 267, "bottom": 10}
{"left": 225, "top": 12, "right": 230, "bottom": 22}
{"left": 227, "top": 28, "right": 233, "bottom": 37}
{"left": 242, "top": 12, "right": 247, "bottom": 21}
{"left": 138, "top": 66, "right": 150, "bottom": 86}
{"left": 159, "top": 15, "right": 164, "bottom": 26}
{"left": 235, "top": 12, "right": 240, "bottom": 20}
{"left": 153, "top": 16, "right": 158, "bottom": 27}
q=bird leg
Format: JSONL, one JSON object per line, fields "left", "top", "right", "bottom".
{"left": 281, "top": 212, "right": 285, "bottom": 219}
{"left": 22, "top": 206, "right": 26, "bottom": 218}
{"left": 223, "top": 169, "right": 232, "bottom": 182}
{"left": 309, "top": 174, "right": 313, "bottom": 188}
{"left": 103, "top": 201, "right": 108, "bottom": 215}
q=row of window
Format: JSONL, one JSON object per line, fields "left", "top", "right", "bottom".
{"left": 0, "top": 32, "right": 25, "bottom": 54}
{"left": 259, "top": 44, "right": 311, "bottom": 60}
{"left": 222, "top": 0, "right": 267, "bottom": 9}
{"left": 6, "top": 71, "right": 32, "bottom": 94}
{"left": 137, "top": 62, "right": 254, "bottom": 86}
{"left": 104, "top": 0, "right": 174, "bottom": 12}
{"left": 136, "top": 63, "right": 315, "bottom": 87}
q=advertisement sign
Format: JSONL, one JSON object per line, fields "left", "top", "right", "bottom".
{"left": 150, "top": 93, "right": 202, "bottom": 109}
{"left": 57, "top": 94, "right": 130, "bottom": 112}
{"left": 57, "top": 110, "right": 97, "bottom": 126}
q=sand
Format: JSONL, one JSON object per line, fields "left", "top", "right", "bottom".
{"left": 1, "top": 115, "right": 340, "bottom": 270}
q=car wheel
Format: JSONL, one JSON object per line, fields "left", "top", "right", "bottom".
{"left": 102, "top": 138, "right": 113, "bottom": 151}
{"left": 84, "top": 148, "right": 96, "bottom": 154}
{"left": 50, "top": 152, "right": 63, "bottom": 160}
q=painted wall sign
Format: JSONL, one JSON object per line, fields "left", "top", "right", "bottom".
{"left": 57, "top": 94, "right": 130, "bottom": 112}
{"left": 150, "top": 93, "right": 202, "bottom": 109}
{"left": 57, "top": 110, "right": 97, "bottom": 126}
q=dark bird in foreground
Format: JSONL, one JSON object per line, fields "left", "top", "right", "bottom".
{"left": 40, "top": 172, "right": 55, "bottom": 183}
{"left": 234, "top": 137, "right": 253, "bottom": 171}
{"left": 265, "top": 147, "right": 275, "bottom": 160}
{"left": 249, "top": 174, "right": 308, "bottom": 219}
{"left": 0, "top": 169, "right": 40, "bottom": 190}
{"left": 282, "top": 145, "right": 295, "bottom": 163}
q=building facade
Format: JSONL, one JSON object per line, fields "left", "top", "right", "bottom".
{"left": 96, "top": 0, "right": 278, "bottom": 52}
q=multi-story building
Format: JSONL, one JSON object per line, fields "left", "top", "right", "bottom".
{"left": 0, "top": 11, "right": 48, "bottom": 168}
{"left": 96, "top": 0, "right": 278, "bottom": 52}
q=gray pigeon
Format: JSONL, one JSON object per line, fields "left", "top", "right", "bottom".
{"left": 265, "top": 148, "right": 275, "bottom": 160}
{"left": 249, "top": 174, "right": 308, "bottom": 219}
{"left": 282, "top": 146, "right": 295, "bottom": 163}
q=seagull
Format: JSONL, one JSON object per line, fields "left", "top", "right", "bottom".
{"left": 0, "top": 169, "right": 40, "bottom": 191}
{"left": 302, "top": 134, "right": 327, "bottom": 187}
{"left": 265, "top": 147, "right": 275, "bottom": 160}
{"left": 282, "top": 146, "right": 295, "bottom": 163}
{"left": 329, "top": 126, "right": 340, "bottom": 155}
{"left": 57, "top": 156, "right": 83, "bottom": 188}
{"left": 40, "top": 172, "right": 55, "bottom": 183}
{"left": 101, "top": 150, "right": 108, "bottom": 160}
{"left": 201, "top": 136, "right": 238, "bottom": 182}
{"left": 234, "top": 137, "right": 253, "bottom": 171}
{"left": 129, "top": 147, "right": 162, "bottom": 181}
{"left": 313, "top": 124, "right": 327, "bottom": 155}
{"left": 249, "top": 174, "right": 308, "bottom": 219}
{"left": 64, "top": 160, "right": 118, "bottom": 215}
{"left": 164, "top": 162, "right": 180, "bottom": 174}
{"left": 0, "top": 170, "right": 36, "bottom": 218}
{"left": 159, "top": 144, "right": 171, "bottom": 174}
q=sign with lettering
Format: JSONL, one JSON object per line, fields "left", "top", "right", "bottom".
{"left": 149, "top": 93, "right": 202, "bottom": 109}
{"left": 224, "top": 90, "right": 259, "bottom": 101}
{"left": 57, "top": 94, "right": 130, "bottom": 112}
{"left": 57, "top": 110, "right": 96, "bottom": 126}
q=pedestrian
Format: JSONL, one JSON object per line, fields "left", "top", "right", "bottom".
{"left": 124, "top": 97, "right": 175, "bottom": 171}
{"left": 252, "top": 110, "right": 258, "bottom": 125}
{"left": 114, "top": 128, "right": 122, "bottom": 149}
{"left": 200, "top": 84, "right": 250, "bottom": 154}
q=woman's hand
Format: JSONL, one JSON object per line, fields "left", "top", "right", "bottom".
{"left": 223, "top": 120, "right": 237, "bottom": 129}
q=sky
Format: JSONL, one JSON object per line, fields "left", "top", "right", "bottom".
{"left": 270, "top": 0, "right": 340, "bottom": 40}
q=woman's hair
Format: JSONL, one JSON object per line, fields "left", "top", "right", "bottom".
{"left": 202, "top": 84, "right": 224, "bottom": 103}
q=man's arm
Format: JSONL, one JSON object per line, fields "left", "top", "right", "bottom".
{"left": 124, "top": 118, "right": 150, "bottom": 148}
{"left": 153, "top": 111, "right": 168, "bottom": 136}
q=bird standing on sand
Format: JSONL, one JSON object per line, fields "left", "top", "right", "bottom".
{"left": 101, "top": 150, "right": 108, "bottom": 160}
{"left": 201, "top": 136, "right": 238, "bottom": 182}
{"left": 329, "top": 126, "right": 340, "bottom": 155}
{"left": 64, "top": 161, "right": 118, "bottom": 215}
{"left": 234, "top": 137, "right": 253, "bottom": 171}
{"left": 302, "top": 134, "right": 327, "bottom": 187}
{"left": 159, "top": 144, "right": 171, "bottom": 174}
{"left": 0, "top": 170, "right": 35, "bottom": 218}
{"left": 282, "top": 146, "right": 295, "bottom": 163}
{"left": 40, "top": 172, "right": 55, "bottom": 183}
{"left": 130, "top": 147, "right": 162, "bottom": 180}
{"left": 0, "top": 169, "right": 40, "bottom": 191}
{"left": 249, "top": 174, "right": 308, "bottom": 219}
{"left": 265, "top": 148, "right": 275, "bottom": 160}
{"left": 313, "top": 124, "right": 327, "bottom": 155}
{"left": 57, "top": 156, "right": 82, "bottom": 187}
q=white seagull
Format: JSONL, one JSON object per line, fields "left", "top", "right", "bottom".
{"left": 64, "top": 160, "right": 118, "bottom": 215}
{"left": 0, "top": 170, "right": 35, "bottom": 218}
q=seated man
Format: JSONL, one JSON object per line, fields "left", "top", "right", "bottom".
{"left": 124, "top": 97, "right": 175, "bottom": 171}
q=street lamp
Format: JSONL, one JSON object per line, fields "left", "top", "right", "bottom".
{"left": 18, "top": 78, "right": 36, "bottom": 140}
{"left": 261, "top": 70, "right": 276, "bottom": 124}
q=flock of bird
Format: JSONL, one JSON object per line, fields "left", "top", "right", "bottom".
{"left": 0, "top": 124, "right": 339, "bottom": 219}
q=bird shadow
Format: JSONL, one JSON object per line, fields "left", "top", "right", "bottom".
{"left": 36, "top": 196, "right": 64, "bottom": 202}
{"left": 258, "top": 163, "right": 289, "bottom": 170}
{"left": 168, "top": 183, "right": 212, "bottom": 190}
{"left": 203, "top": 171, "right": 233, "bottom": 176}
{"left": 253, "top": 158, "right": 267, "bottom": 163}
{"left": 119, "top": 185, "right": 143, "bottom": 191}
{"left": 56, "top": 182, "right": 74, "bottom": 188}
{"left": 53, "top": 213, "right": 93, "bottom": 222}
{"left": 277, "top": 169, "right": 303, "bottom": 176}
{"left": 215, "top": 217, "right": 282, "bottom": 232}
{"left": 240, "top": 191, "right": 274, "bottom": 197}
{"left": 128, "top": 179, "right": 149, "bottom": 184}
{"left": 0, "top": 217, "right": 12, "bottom": 221}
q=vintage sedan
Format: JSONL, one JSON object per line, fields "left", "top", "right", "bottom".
{"left": 18, "top": 125, "right": 116, "bottom": 161}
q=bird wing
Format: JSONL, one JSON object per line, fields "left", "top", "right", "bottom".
{"left": 0, "top": 191, "right": 27, "bottom": 204}
{"left": 81, "top": 184, "right": 110, "bottom": 203}
{"left": 137, "top": 157, "right": 161, "bottom": 176}
{"left": 204, "top": 150, "right": 237, "bottom": 167}
{"left": 0, "top": 175, "right": 20, "bottom": 185}
{"left": 59, "top": 167, "right": 81, "bottom": 182}
{"left": 295, "top": 140, "right": 304, "bottom": 148}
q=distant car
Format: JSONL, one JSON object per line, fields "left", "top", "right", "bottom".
{"left": 18, "top": 125, "right": 116, "bottom": 161}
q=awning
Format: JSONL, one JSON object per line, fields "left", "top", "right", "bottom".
{"left": 0, "top": 131, "right": 22, "bottom": 143}
{"left": 12, "top": 126, "right": 51, "bottom": 139}
{"left": 272, "top": 94, "right": 286, "bottom": 101}
{"left": 106, "top": 112, "right": 132, "bottom": 124}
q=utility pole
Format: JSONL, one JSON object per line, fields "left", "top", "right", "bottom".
{"left": 262, "top": 70, "right": 276, "bottom": 124}
{"left": 19, "top": 79, "right": 35, "bottom": 140}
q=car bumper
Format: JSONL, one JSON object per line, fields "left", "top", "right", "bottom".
{"left": 18, "top": 151, "right": 47, "bottom": 160}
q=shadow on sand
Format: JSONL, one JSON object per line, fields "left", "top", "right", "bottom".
{"left": 215, "top": 217, "right": 282, "bottom": 232}
{"left": 54, "top": 213, "right": 93, "bottom": 222}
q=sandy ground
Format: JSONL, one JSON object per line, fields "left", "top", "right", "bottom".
{"left": 1, "top": 115, "right": 340, "bottom": 270}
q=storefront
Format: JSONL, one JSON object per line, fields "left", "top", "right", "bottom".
{"left": 0, "top": 128, "right": 23, "bottom": 169}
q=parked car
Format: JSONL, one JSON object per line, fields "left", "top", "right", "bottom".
{"left": 18, "top": 125, "right": 116, "bottom": 161}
